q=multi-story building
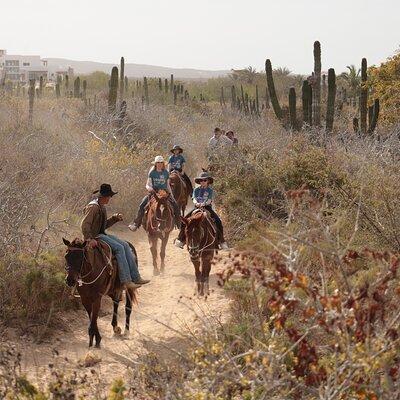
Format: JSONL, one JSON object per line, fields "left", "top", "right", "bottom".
{"left": 0, "top": 50, "right": 73, "bottom": 83}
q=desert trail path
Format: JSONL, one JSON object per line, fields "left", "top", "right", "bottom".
{"left": 13, "top": 226, "right": 230, "bottom": 390}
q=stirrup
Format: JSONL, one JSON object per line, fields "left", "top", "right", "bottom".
{"left": 219, "top": 242, "right": 229, "bottom": 250}
{"left": 128, "top": 223, "right": 139, "bottom": 232}
{"left": 174, "top": 239, "right": 184, "bottom": 249}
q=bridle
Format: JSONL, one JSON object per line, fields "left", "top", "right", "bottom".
{"left": 187, "top": 212, "right": 217, "bottom": 259}
{"left": 65, "top": 243, "right": 112, "bottom": 286}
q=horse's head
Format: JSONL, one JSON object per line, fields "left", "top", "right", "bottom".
{"left": 62, "top": 237, "right": 85, "bottom": 287}
{"left": 149, "top": 192, "right": 173, "bottom": 233}
{"left": 182, "top": 212, "right": 205, "bottom": 258}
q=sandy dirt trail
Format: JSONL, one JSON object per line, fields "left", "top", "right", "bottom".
{"left": 12, "top": 226, "right": 230, "bottom": 391}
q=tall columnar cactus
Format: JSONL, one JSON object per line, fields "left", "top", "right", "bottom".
{"left": 255, "top": 85, "right": 260, "bottom": 115}
{"left": 125, "top": 76, "right": 128, "bottom": 92}
{"left": 143, "top": 77, "right": 149, "bottom": 106}
{"left": 82, "top": 80, "right": 87, "bottom": 100}
{"left": 119, "top": 57, "right": 125, "bottom": 99}
{"left": 170, "top": 74, "right": 174, "bottom": 93}
{"left": 313, "top": 41, "right": 321, "bottom": 126}
{"left": 39, "top": 76, "right": 44, "bottom": 97}
{"left": 55, "top": 83, "right": 61, "bottom": 98}
{"left": 108, "top": 66, "right": 119, "bottom": 112}
{"left": 368, "top": 98, "right": 380, "bottom": 134}
{"left": 231, "top": 86, "right": 237, "bottom": 109}
{"left": 158, "top": 78, "right": 162, "bottom": 91}
{"left": 73, "top": 77, "right": 81, "bottom": 98}
{"left": 360, "top": 58, "right": 368, "bottom": 135}
{"left": 28, "top": 79, "right": 35, "bottom": 123}
{"left": 325, "top": 68, "right": 336, "bottom": 133}
{"left": 65, "top": 75, "right": 69, "bottom": 94}
{"left": 289, "top": 87, "right": 297, "bottom": 130}
{"left": 302, "top": 81, "right": 311, "bottom": 125}
{"left": 265, "top": 59, "right": 283, "bottom": 120}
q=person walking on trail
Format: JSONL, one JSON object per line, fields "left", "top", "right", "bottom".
{"left": 81, "top": 183, "right": 150, "bottom": 290}
{"left": 174, "top": 171, "right": 229, "bottom": 250}
{"left": 129, "top": 156, "right": 181, "bottom": 231}
{"left": 208, "top": 127, "right": 233, "bottom": 151}
{"left": 167, "top": 145, "right": 193, "bottom": 194}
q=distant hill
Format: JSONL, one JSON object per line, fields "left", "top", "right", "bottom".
{"left": 45, "top": 58, "right": 229, "bottom": 79}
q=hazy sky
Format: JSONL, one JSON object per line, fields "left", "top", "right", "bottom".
{"left": 2, "top": 0, "right": 398, "bottom": 74}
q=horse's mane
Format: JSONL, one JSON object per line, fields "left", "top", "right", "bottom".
{"left": 187, "top": 211, "right": 206, "bottom": 225}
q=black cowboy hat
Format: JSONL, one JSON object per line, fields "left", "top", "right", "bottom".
{"left": 93, "top": 183, "right": 118, "bottom": 197}
{"left": 194, "top": 171, "right": 214, "bottom": 184}
{"left": 170, "top": 144, "right": 183, "bottom": 153}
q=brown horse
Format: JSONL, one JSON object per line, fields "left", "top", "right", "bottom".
{"left": 63, "top": 237, "right": 137, "bottom": 348}
{"left": 169, "top": 171, "right": 190, "bottom": 215}
{"left": 143, "top": 190, "right": 174, "bottom": 275}
{"left": 181, "top": 209, "right": 218, "bottom": 296}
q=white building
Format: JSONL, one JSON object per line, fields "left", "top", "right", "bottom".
{"left": 0, "top": 49, "right": 73, "bottom": 83}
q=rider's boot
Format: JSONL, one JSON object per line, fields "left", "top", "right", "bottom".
{"left": 134, "top": 277, "right": 150, "bottom": 285}
{"left": 124, "top": 281, "right": 142, "bottom": 290}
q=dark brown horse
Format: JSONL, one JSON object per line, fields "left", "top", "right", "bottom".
{"left": 169, "top": 171, "right": 190, "bottom": 215}
{"left": 144, "top": 190, "right": 174, "bottom": 275}
{"left": 181, "top": 209, "right": 218, "bottom": 296}
{"left": 63, "top": 237, "right": 137, "bottom": 348}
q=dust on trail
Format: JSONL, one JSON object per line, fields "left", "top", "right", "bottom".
{"left": 11, "top": 227, "right": 230, "bottom": 390}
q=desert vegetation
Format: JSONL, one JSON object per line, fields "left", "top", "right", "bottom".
{"left": 1, "top": 41, "right": 400, "bottom": 399}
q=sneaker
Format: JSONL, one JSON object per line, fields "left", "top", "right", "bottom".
{"left": 128, "top": 223, "right": 139, "bottom": 232}
{"left": 174, "top": 239, "right": 184, "bottom": 249}
{"left": 219, "top": 242, "right": 229, "bottom": 250}
{"left": 124, "top": 282, "right": 142, "bottom": 290}
{"left": 134, "top": 278, "right": 150, "bottom": 285}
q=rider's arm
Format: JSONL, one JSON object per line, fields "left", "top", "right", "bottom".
{"left": 106, "top": 214, "right": 120, "bottom": 228}
{"left": 192, "top": 188, "right": 201, "bottom": 207}
{"left": 146, "top": 177, "right": 154, "bottom": 193}
{"left": 204, "top": 189, "right": 213, "bottom": 206}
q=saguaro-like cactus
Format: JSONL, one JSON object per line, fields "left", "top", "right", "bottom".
{"left": 265, "top": 59, "right": 283, "bottom": 120}
{"left": 325, "top": 68, "right": 336, "bottom": 133}
{"left": 55, "top": 83, "right": 61, "bottom": 98}
{"left": 143, "top": 77, "right": 149, "bottom": 106}
{"left": 28, "top": 79, "right": 35, "bottom": 123}
{"left": 302, "top": 81, "right": 311, "bottom": 125}
{"left": 119, "top": 57, "right": 125, "bottom": 99}
{"left": 289, "top": 87, "right": 297, "bottom": 130}
{"left": 65, "top": 75, "right": 69, "bottom": 95}
{"left": 108, "top": 66, "right": 119, "bottom": 112}
{"left": 360, "top": 58, "right": 368, "bottom": 135}
{"left": 313, "top": 41, "right": 321, "bottom": 126}
{"left": 170, "top": 74, "right": 174, "bottom": 93}
{"left": 158, "top": 78, "right": 162, "bottom": 92}
{"left": 39, "top": 76, "right": 44, "bottom": 97}
{"left": 368, "top": 98, "right": 380, "bottom": 134}
{"left": 73, "top": 77, "right": 81, "bottom": 98}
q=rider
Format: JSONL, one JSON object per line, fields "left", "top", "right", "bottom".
{"left": 167, "top": 145, "right": 193, "bottom": 194}
{"left": 174, "top": 171, "right": 229, "bottom": 250}
{"left": 129, "top": 156, "right": 181, "bottom": 231}
{"left": 81, "top": 183, "right": 150, "bottom": 290}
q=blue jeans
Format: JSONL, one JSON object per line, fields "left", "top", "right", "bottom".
{"left": 97, "top": 234, "right": 140, "bottom": 283}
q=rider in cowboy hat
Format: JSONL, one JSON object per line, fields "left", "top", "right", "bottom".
{"left": 129, "top": 156, "right": 181, "bottom": 231}
{"left": 167, "top": 145, "right": 193, "bottom": 194}
{"left": 174, "top": 171, "right": 229, "bottom": 250}
{"left": 81, "top": 183, "right": 150, "bottom": 290}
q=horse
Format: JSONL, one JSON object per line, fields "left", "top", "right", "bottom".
{"left": 169, "top": 171, "right": 190, "bottom": 216}
{"left": 143, "top": 190, "right": 174, "bottom": 275}
{"left": 63, "top": 237, "right": 137, "bottom": 348}
{"left": 181, "top": 209, "right": 218, "bottom": 297}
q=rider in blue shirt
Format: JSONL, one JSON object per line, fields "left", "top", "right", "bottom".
{"left": 174, "top": 171, "right": 228, "bottom": 250}
{"left": 129, "top": 156, "right": 181, "bottom": 231}
{"left": 167, "top": 145, "right": 193, "bottom": 194}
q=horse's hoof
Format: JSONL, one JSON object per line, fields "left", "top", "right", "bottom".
{"left": 123, "top": 329, "right": 130, "bottom": 338}
{"left": 113, "top": 326, "right": 122, "bottom": 336}
{"left": 153, "top": 269, "right": 160, "bottom": 276}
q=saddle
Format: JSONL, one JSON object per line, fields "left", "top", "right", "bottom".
{"left": 192, "top": 209, "right": 217, "bottom": 234}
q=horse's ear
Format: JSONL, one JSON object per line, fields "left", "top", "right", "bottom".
{"left": 181, "top": 217, "right": 188, "bottom": 226}
{"left": 62, "top": 237, "right": 71, "bottom": 247}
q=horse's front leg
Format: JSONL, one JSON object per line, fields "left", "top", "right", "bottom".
{"left": 202, "top": 256, "right": 212, "bottom": 298}
{"left": 192, "top": 257, "right": 203, "bottom": 296}
{"left": 89, "top": 297, "right": 102, "bottom": 348}
{"left": 160, "top": 233, "right": 169, "bottom": 273}
{"left": 149, "top": 236, "right": 159, "bottom": 275}
{"left": 112, "top": 296, "right": 122, "bottom": 336}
